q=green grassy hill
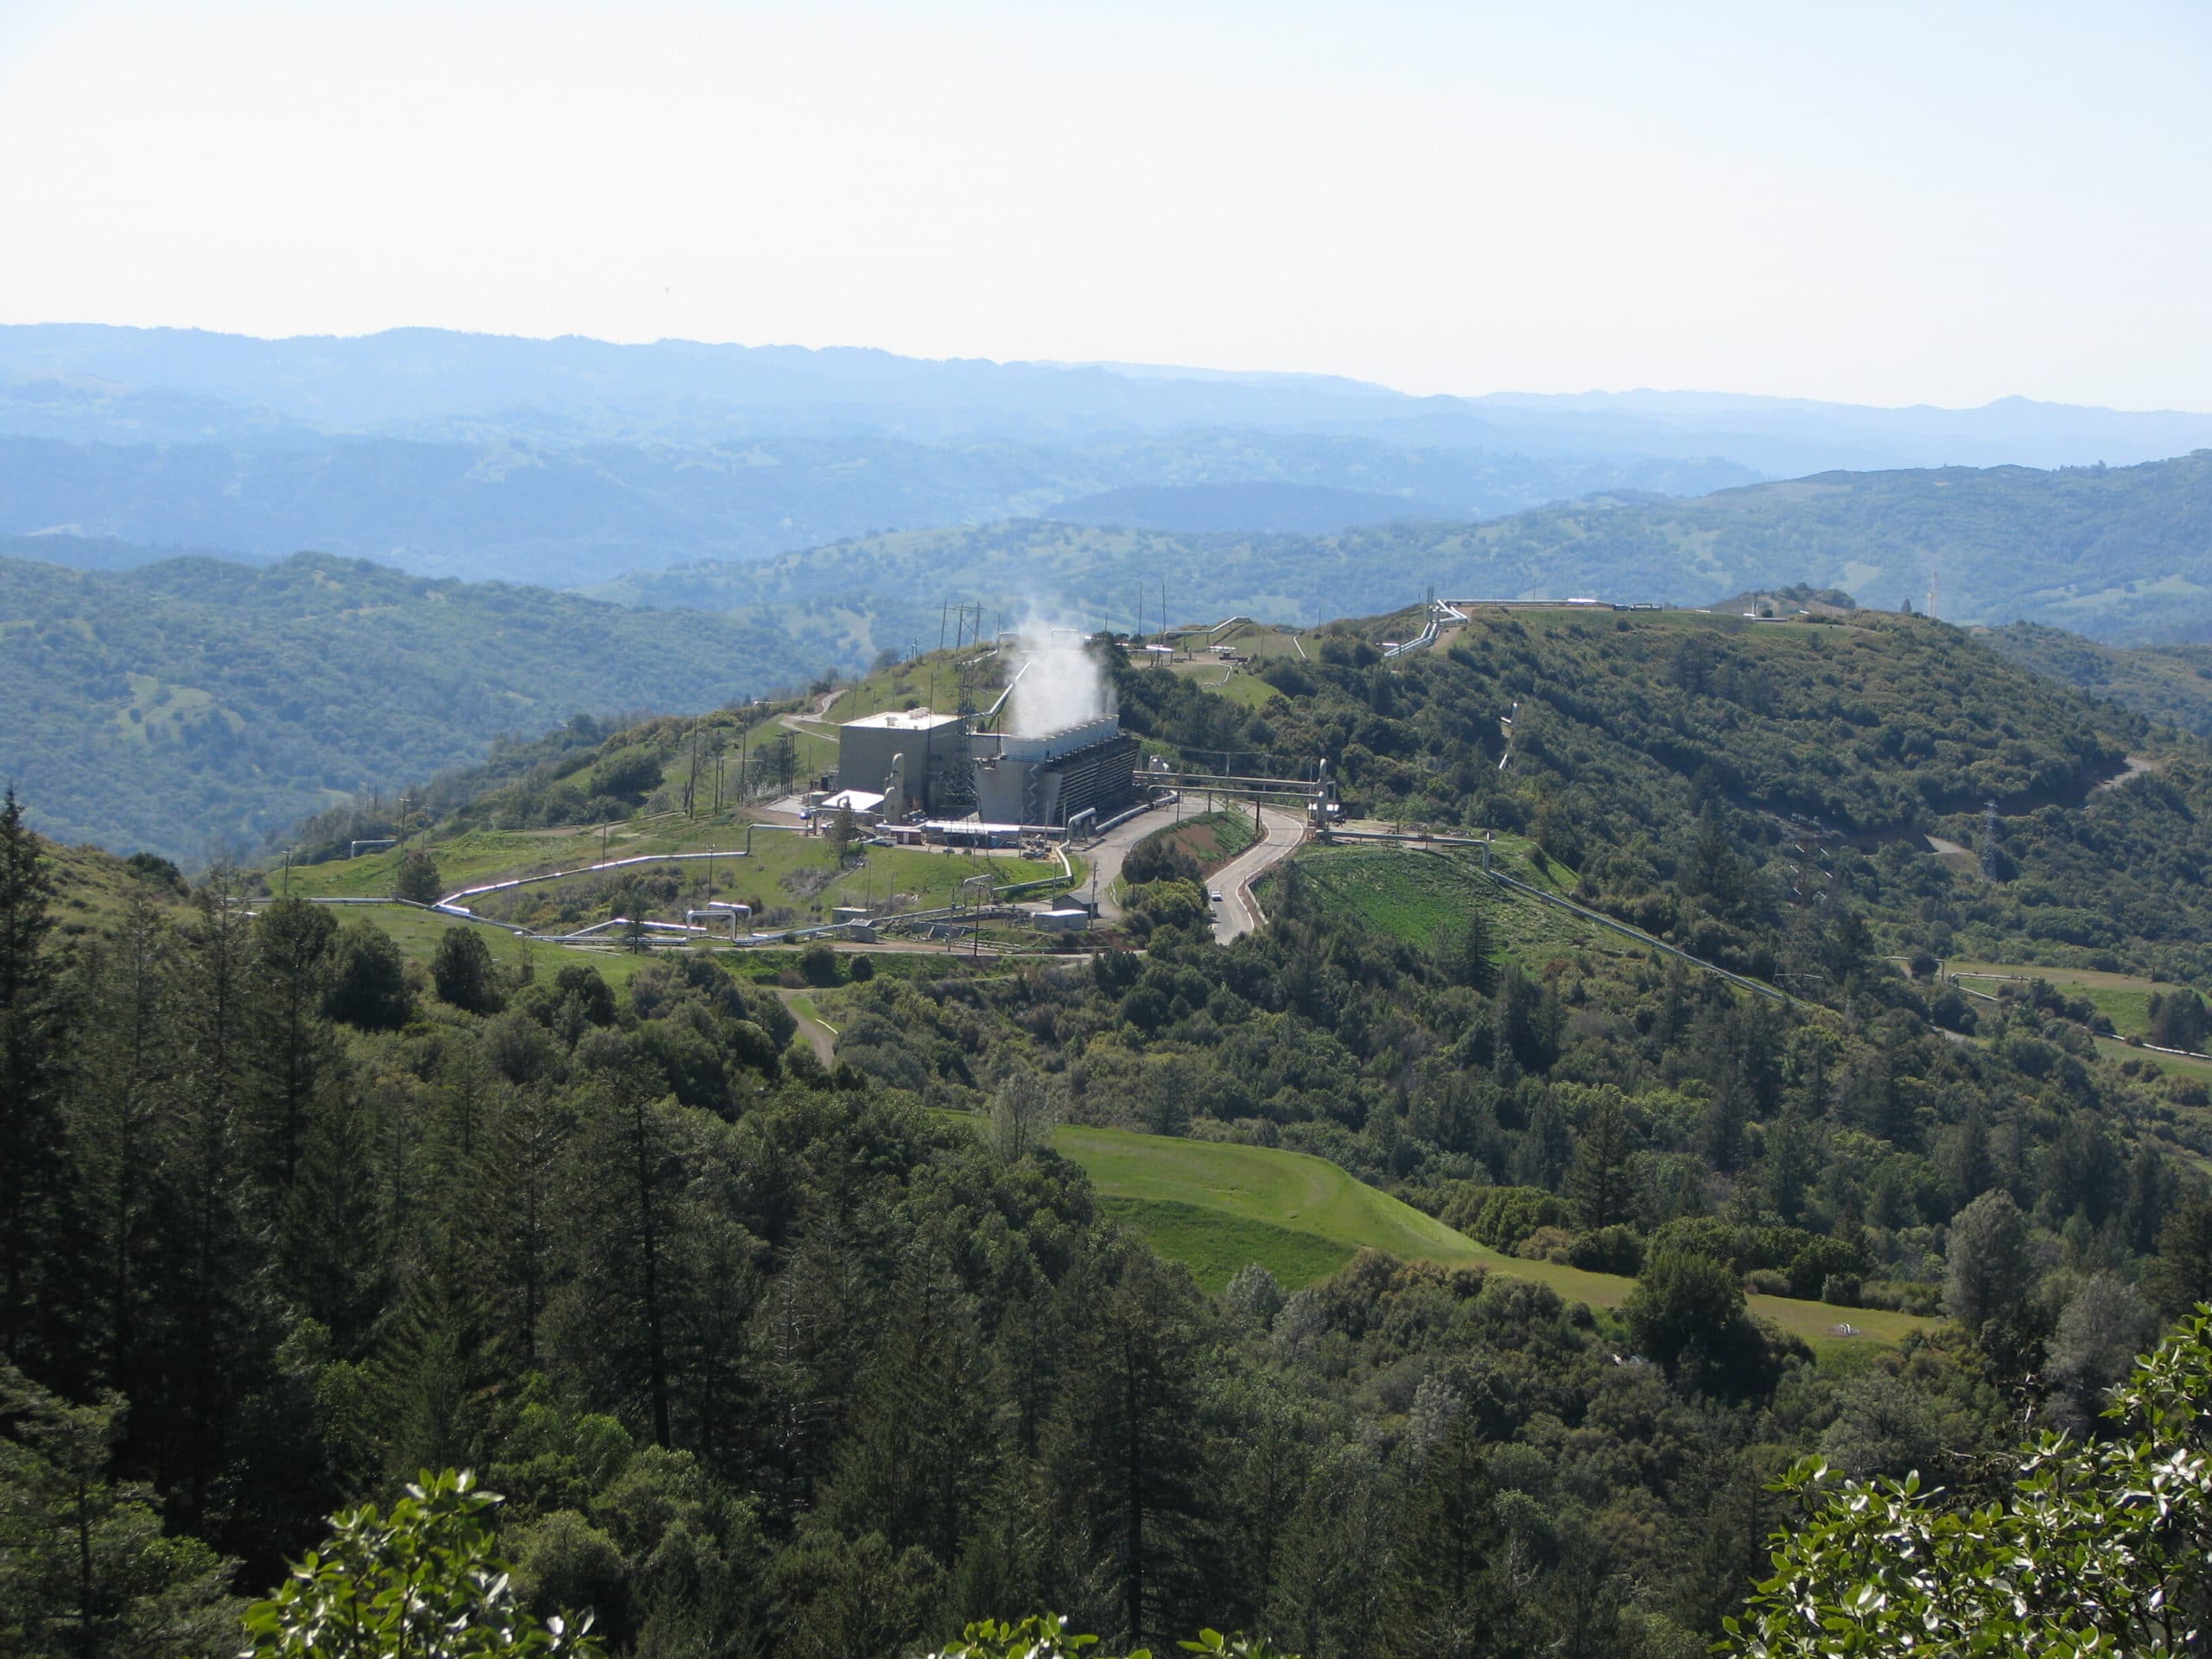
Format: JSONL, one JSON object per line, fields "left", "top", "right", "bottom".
{"left": 0, "top": 551, "right": 828, "bottom": 861}
{"left": 1055, "top": 1126, "right": 1927, "bottom": 1351}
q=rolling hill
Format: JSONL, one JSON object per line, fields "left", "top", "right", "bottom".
{"left": 0, "top": 551, "right": 824, "bottom": 861}
{"left": 593, "top": 450, "right": 2212, "bottom": 651}
{"left": 1984, "top": 621, "right": 2212, "bottom": 735}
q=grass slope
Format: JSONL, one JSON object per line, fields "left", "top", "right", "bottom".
{"left": 1269, "top": 840, "right": 1592, "bottom": 963}
{"left": 1055, "top": 1126, "right": 1926, "bottom": 1350}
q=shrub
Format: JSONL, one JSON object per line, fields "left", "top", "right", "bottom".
{"left": 1516, "top": 1224, "right": 1575, "bottom": 1264}
{"left": 393, "top": 851, "right": 442, "bottom": 904}
{"left": 1567, "top": 1224, "right": 1644, "bottom": 1275}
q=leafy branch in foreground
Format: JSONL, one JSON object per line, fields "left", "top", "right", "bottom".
{"left": 1724, "top": 1309, "right": 2212, "bottom": 1656}
{"left": 925, "top": 1614, "right": 1295, "bottom": 1659}
{"left": 240, "top": 1469, "right": 601, "bottom": 1658}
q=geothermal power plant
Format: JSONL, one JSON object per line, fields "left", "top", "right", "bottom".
{"left": 830, "top": 637, "right": 1142, "bottom": 833}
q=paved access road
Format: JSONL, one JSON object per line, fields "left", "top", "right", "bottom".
{"left": 1077, "top": 802, "right": 1178, "bottom": 924}
{"left": 1211, "top": 807, "right": 1307, "bottom": 943}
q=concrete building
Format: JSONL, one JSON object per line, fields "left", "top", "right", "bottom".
{"left": 835, "top": 709, "right": 967, "bottom": 817}
{"left": 836, "top": 706, "right": 1140, "bottom": 829}
{"left": 970, "top": 715, "right": 1141, "bottom": 828}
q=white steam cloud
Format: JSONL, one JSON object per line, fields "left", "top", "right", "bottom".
{"left": 1005, "top": 618, "right": 1115, "bottom": 737}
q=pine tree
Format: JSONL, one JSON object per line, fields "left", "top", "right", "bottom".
{"left": 1566, "top": 1100, "right": 1637, "bottom": 1230}
{"left": 1391, "top": 1411, "right": 1516, "bottom": 1659}
{"left": 0, "top": 1363, "right": 239, "bottom": 1658}
{"left": 66, "top": 895, "right": 175, "bottom": 1389}
{"left": 246, "top": 896, "right": 338, "bottom": 1192}
{"left": 1042, "top": 1247, "right": 1214, "bottom": 1649}
{"left": 820, "top": 1240, "right": 999, "bottom": 1572}
{"left": 0, "top": 786, "right": 66, "bottom": 1369}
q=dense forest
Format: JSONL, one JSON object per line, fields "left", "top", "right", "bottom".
{"left": 9, "top": 603, "right": 2212, "bottom": 1654}
{"left": 0, "top": 552, "right": 820, "bottom": 861}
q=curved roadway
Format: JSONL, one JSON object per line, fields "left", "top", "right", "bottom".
{"left": 1211, "top": 807, "right": 1306, "bottom": 942}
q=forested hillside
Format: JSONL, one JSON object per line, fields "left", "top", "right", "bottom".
{"left": 595, "top": 450, "right": 2212, "bottom": 652}
{"left": 1986, "top": 620, "right": 2212, "bottom": 736}
{"left": 0, "top": 428, "right": 1750, "bottom": 588}
{"left": 1110, "top": 607, "right": 2212, "bottom": 980}
{"left": 9, "top": 603, "right": 2212, "bottom": 1656}
{"left": 0, "top": 553, "right": 824, "bottom": 861}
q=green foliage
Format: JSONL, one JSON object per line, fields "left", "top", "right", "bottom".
{"left": 433, "top": 927, "right": 506, "bottom": 1015}
{"left": 603, "top": 452, "right": 2212, "bottom": 659}
{"left": 241, "top": 1469, "right": 602, "bottom": 1657}
{"left": 394, "top": 852, "right": 444, "bottom": 905}
{"left": 1989, "top": 620, "right": 2212, "bottom": 736}
{"left": 1625, "top": 1250, "right": 1771, "bottom": 1395}
{"left": 0, "top": 551, "right": 808, "bottom": 862}
{"left": 323, "top": 918, "right": 413, "bottom": 1029}
{"left": 1723, "top": 1312, "right": 2212, "bottom": 1656}
{"left": 0, "top": 1364, "right": 239, "bottom": 1658}
{"left": 925, "top": 1617, "right": 1298, "bottom": 1659}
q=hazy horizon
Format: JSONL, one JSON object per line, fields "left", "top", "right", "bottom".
{"left": 8, "top": 320, "right": 2212, "bottom": 421}
{"left": 3, "top": 2, "right": 2207, "bottom": 411}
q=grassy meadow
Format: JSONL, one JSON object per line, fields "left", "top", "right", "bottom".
{"left": 1266, "top": 838, "right": 1601, "bottom": 964}
{"left": 1051, "top": 1125, "right": 1927, "bottom": 1353}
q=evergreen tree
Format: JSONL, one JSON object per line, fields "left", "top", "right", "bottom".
{"left": 1043, "top": 1247, "right": 1214, "bottom": 1649}
{"left": 1566, "top": 1100, "right": 1637, "bottom": 1230}
{"left": 2147, "top": 1185, "right": 2212, "bottom": 1319}
{"left": 432, "top": 928, "right": 505, "bottom": 1015}
{"left": 1391, "top": 1409, "right": 1515, "bottom": 1659}
{"left": 321, "top": 920, "right": 411, "bottom": 1031}
{"left": 0, "top": 786, "right": 66, "bottom": 1369}
{"left": 0, "top": 1364, "right": 239, "bottom": 1658}
{"left": 245, "top": 896, "right": 337, "bottom": 1192}
{"left": 820, "top": 1240, "right": 999, "bottom": 1573}
{"left": 66, "top": 896, "right": 176, "bottom": 1391}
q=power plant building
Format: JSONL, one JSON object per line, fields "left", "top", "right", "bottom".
{"left": 971, "top": 716, "right": 1141, "bottom": 827}
{"left": 835, "top": 707, "right": 1139, "bottom": 829}
{"left": 834, "top": 709, "right": 967, "bottom": 817}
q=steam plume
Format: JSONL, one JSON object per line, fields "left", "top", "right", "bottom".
{"left": 1006, "top": 618, "right": 1114, "bottom": 737}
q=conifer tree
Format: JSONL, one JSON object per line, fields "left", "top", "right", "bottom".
{"left": 0, "top": 786, "right": 65, "bottom": 1369}
{"left": 1566, "top": 1099, "right": 1637, "bottom": 1230}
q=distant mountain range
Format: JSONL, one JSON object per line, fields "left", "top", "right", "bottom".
{"left": 9, "top": 325, "right": 2212, "bottom": 466}
{"left": 592, "top": 451, "right": 2212, "bottom": 651}
{"left": 4, "top": 324, "right": 2212, "bottom": 589}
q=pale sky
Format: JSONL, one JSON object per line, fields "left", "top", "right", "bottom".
{"left": 3, "top": 0, "right": 2209, "bottom": 408}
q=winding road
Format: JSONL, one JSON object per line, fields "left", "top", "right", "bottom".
{"left": 1211, "top": 807, "right": 1307, "bottom": 943}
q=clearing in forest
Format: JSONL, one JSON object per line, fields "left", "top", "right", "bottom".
{"left": 1054, "top": 1126, "right": 1928, "bottom": 1352}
